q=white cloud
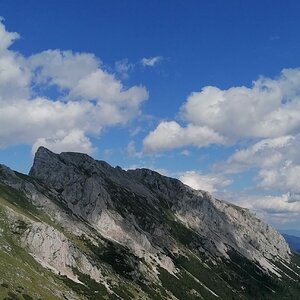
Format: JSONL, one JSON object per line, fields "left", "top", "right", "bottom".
{"left": 143, "top": 121, "right": 225, "bottom": 152}
{"left": 214, "top": 134, "right": 300, "bottom": 195}
{"left": 203, "top": 184, "right": 300, "bottom": 226}
{"left": 32, "top": 129, "right": 95, "bottom": 155}
{"left": 218, "top": 135, "right": 294, "bottom": 174}
{"left": 0, "top": 17, "right": 19, "bottom": 51}
{"left": 0, "top": 98, "right": 93, "bottom": 147}
{"left": 0, "top": 51, "right": 31, "bottom": 101}
{"left": 179, "top": 171, "right": 231, "bottom": 193}
{"left": 241, "top": 194, "right": 297, "bottom": 213}
{"left": 0, "top": 21, "right": 30, "bottom": 102}
{"left": 29, "top": 50, "right": 148, "bottom": 119}
{"left": 238, "top": 193, "right": 300, "bottom": 225}
{"left": 141, "top": 56, "right": 162, "bottom": 67}
{"left": 0, "top": 20, "right": 148, "bottom": 154}
{"left": 258, "top": 163, "right": 300, "bottom": 193}
{"left": 140, "top": 66, "right": 300, "bottom": 226}
{"left": 29, "top": 50, "right": 99, "bottom": 89}
{"left": 182, "top": 70, "right": 300, "bottom": 140}
{"left": 143, "top": 68, "right": 300, "bottom": 153}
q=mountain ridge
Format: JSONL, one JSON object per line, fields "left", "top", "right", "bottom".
{"left": 0, "top": 146, "right": 299, "bottom": 299}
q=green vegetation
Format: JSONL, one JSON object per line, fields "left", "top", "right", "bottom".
{"left": 0, "top": 183, "right": 59, "bottom": 230}
{"left": 82, "top": 236, "right": 138, "bottom": 279}
{"left": 0, "top": 171, "right": 299, "bottom": 299}
{"left": 0, "top": 220, "right": 81, "bottom": 299}
{"left": 59, "top": 271, "right": 112, "bottom": 300}
{"left": 0, "top": 180, "right": 82, "bottom": 299}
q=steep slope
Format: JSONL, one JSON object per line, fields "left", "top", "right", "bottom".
{"left": 0, "top": 172, "right": 83, "bottom": 300}
{"left": 29, "top": 147, "right": 290, "bottom": 270}
{"left": 0, "top": 146, "right": 299, "bottom": 299}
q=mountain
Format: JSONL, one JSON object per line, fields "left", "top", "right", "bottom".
{"left": 0, "top": 146, "right": 299, "bottom": 299}
{"left": 283, "top": 234, "right": 300, "bottom": 254}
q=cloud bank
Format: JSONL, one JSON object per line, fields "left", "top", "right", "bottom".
{"left": 180, "top": 171, "right": 231, "bottom": 193}
{"left": 143, "top": 121, "right": 225, "bottom": 152}
{"left": 141, "top": 66, "right": 300, "bottom": 225}
{"left": 0, "top": 20, "right": 148, "bottom": 154}
{"left": 143, "top": 68, "right": 300, "bottom": 152}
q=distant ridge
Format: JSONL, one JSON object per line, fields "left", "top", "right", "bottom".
{"left": 281, "top": 229, "right": 300, "bottom": 238}
{"left": 283, "top": 234, "right": 300, "bottom": 254}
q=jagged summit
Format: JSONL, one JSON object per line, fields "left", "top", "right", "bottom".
{"left": 30, "top": 147, "right": 290, "bottom": 263}
{"left": 31, "top": 146, "right": 127, "bottom": 180}
{"left": 0, "top": 146, "right": 299, "bottom": 299}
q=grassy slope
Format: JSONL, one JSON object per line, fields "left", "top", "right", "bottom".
{"left": 103, "top": 180, "right": 300, "bottom": 299}
{"left": 0, "top": 177, "right": 300, "bottom": 300}
{"left": 0, "top": 182, "right": 156, "bottom": 300}
{"left": 0, "top": 193, "right": 82, "bottom": 300}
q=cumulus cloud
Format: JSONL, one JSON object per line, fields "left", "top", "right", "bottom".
{"left": 32, "top": 129, "right": 95, "bottom": 155}
{"left": 0, "top": 17, "right": 19, "bottom": 51}
{"left": 179, "top": 171, "right": 231, "bottom": 193}
{"left": 258, "top": 163, "right": 300, "bottom": 193}
{"left": 140, "top": 65, "right": 300, "bottom": 226}
{"left": 29, "top": 50, "right": 99, "bottom": 89}
{"left": 239, "top": 193, "right": 300, "bottom": 214}
{"left": 0, "top": 22, "right": 30, "bottom": 101}
{"left": 235, "top": 193, "right": 300, "bottom": 226}
{"left": 214, "top": 134, "right": 300, "bottom": 195}
{"left": 143, "top": 121, "right": 225, "bottom": 152}
{"left": 0, "top": 98, "right": 92, "bottom": 147}
{"left": 141, "top": 56, "right": 163, "bottom": 67}
{"left": 218, "top": 135, "right": 294, "bottom": 174}
{"left": 143, "top": 68, "right": 300, "bottom": 153}
{"left": 182, "top": 70, "right": 300, "bottom": 139}
{"left": 0, "top": 20, "right": 148, "bottom": 154}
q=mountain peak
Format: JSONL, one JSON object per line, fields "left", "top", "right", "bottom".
{"left": 33, "top": 146, "right": 94, "bottom": 162}
{"left": 30, "top": 146, "right": 97, "bottom": 177}
{"left": 29, "top": 148, "right": 291, "bottom": 263}
{"left": 30, "top": 146, "right": 57, "bottom": 177}
{"left": 1, "top": 147, "right": 299, "bottom": 299}
{"left": 36, "top": 145, "right": 53, "bottom": 154}
{"left": 34, "top": 145, "right": 59, "bottom": 160}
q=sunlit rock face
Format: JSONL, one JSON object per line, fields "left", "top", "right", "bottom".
{"left": 0, "top": 147, "right": 299, "bottom": 299}
{"left": 30, "top": 146, "right": 291, "bottom": 268}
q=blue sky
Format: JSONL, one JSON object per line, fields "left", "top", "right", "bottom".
{"left": 1, "top": 0, "right": 300, "bottom": 230}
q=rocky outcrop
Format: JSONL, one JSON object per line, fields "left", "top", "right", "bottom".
{"left": 29, "top": 147, "right": 291, "bottom": 271}
{"left": 0, "top": 147, "right": 299, "bottom": 299}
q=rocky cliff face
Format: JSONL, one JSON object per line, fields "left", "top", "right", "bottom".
{"left": 0, "top": 147, "right": 299, "bottom": 299}
{"left": 29, "top": 147, "right": 290, "bottom": 269}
